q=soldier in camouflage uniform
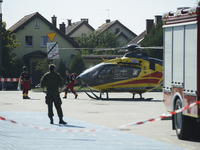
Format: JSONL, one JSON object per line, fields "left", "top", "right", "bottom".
{"left": 40, "top": 64, "right": 67, "bottom": 124}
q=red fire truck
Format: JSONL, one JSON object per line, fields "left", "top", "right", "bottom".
{"left": 163, "top": 6, "right": 200, "bottom": 140}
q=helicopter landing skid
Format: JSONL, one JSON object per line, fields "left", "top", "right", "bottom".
{"left": 85, "top": 91, "right": 153, "bottom": 101}
{"left": 85, "top": 91, "right": 107, "bottom": 100}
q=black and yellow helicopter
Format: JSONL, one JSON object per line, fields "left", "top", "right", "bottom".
{"left": 76, "top": 44, "right": 163, "bottom": 100}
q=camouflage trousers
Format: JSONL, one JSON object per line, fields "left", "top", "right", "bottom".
{"left": 45, "top": 92, "right": 63, "bottom": 118}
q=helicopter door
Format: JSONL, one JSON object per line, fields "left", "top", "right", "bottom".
{"left": 149, "top": 59, "right": 155, "bottom": 71}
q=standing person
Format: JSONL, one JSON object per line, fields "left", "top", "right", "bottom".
{"left": 63, "top": 70, "right": 78, "bottom": 99}
{"left": 20, "top": 66, "right": 32, "bottom": 99}
{"left": 40, "top": 64, "right": 67, "bottom": 124}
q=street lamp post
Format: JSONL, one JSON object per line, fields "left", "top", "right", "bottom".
{"left": 0, "top": 0, "right": 3, "bottom": 75}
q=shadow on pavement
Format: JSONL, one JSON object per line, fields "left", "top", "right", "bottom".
{"left": 53, "top": 124, "right": 85, "bottom": 128}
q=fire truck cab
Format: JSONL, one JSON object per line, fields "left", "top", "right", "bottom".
{"left": 163, "top": 6, "right": 200, "bottom": 140}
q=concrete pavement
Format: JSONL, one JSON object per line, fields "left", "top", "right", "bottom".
{"left": 0, "top": 111, "right": 186, "bottom": 150}
{"left": 0, "top": 91, "right": 198, "bottom": 149}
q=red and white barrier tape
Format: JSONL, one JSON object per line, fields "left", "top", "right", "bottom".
{"left": 0, "top": 116, "right": 101, "bottom": 132}
{"left": 118, "top": 100, "right": 200, "bottom": 129}
{"left": 0, "top": 78, "right": 19, "bottom": 82}
{"left": 1, "top": 101, "right": 200, "bottom": 132}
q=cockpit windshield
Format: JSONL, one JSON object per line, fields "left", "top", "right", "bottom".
{"left": 81, "top": 63, "right": 107, "bottom": 79}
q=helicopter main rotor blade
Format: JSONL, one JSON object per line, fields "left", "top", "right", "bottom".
{"left": 57, "top": 45, "right": 163, "bottom": 51}
{"left": 58, "top": 47, "right": 124, "bottom": 51}
{"left": 138, "top": 46, "right": 163, "bottom": 50}
{"left": 93, "top": 47, "right": 125, "bottom": 51}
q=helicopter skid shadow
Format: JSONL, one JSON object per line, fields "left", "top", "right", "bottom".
{"left": 98, "top": 98, "right": 153, "bottom": 101}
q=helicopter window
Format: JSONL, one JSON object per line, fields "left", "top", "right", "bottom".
{"left": 98, "top": 65, "right": 141, "bottom": 79}
{"left": 98, "top": 66, "right": 114, "bottom": 79}
{"left": 114, "top": 66, "right": 141, "bottom": 79}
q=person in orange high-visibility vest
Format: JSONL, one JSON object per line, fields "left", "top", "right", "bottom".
{"left": 63, "top": 71, "right": 78, "bottom": 99}
{"left": 20, "top": 66, "right": 32, "bottom": 99}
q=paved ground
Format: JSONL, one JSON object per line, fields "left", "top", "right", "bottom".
{"left": 0, "top": 91, "right": 199, "bottom": 150}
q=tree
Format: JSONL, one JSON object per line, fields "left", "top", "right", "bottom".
{"left": 2, "top": 22, "right": 20, "bottom": 77}
{"left": 140, "top": 20, "right": 163, "bottom": 60}
{"left": 74, "top": 30, "right": 123, "bottom": 55}
{"left": 69, "top": 54, "right": 86, "bottom": 75}
{"left": 35, "top": 58, "right": 50, "bottom": 75}
{"left": 57, "top": 59, "right": 67, "bottom": 79}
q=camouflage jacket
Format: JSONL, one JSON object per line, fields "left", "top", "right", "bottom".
{"left": 41, "top": 71, "right": 63, "bottom": 92}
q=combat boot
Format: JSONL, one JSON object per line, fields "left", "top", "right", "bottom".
{"left": 63, "top": 94, "right": 67, "bottom": 99}
{"left": 59, "top": 117, "right": 67, "bottom": 124}
{"left": 50, "top": 117, "right": 54, "bottom": 124}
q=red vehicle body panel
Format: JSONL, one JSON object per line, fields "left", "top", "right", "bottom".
{"left": 163, "top": 7, "right": 200, "bottom": 118}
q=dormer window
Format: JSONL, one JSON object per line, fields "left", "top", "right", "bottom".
{"left": 34, "top": 20, "right": 40, "bottom": 29}
{"left": 115, "top": 28, "right": 120, "bottom": 34}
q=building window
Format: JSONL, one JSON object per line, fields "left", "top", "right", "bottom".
{"left": 41, "top": 36, "right": 49, "bottom": 47}
{"left": 25, "top": 36, "right": 33, "bottom": 46}
{"left": 34, "top": 20, "right": 40, "bottom": 29}
{"left": 115, "top": 28, "right": 120, "bottom": 34}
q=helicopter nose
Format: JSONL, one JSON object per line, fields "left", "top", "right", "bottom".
{"left": 76, "top": 76, "right": 82, "bottom": 84}
{"left": 76, "top": 73, "right": 91, "bottom": 86}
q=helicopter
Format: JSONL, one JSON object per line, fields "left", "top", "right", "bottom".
{"left": 76, "top": 44, "right": 163, "bottom": 100}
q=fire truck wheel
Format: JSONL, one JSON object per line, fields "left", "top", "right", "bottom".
{"left": 174, "top": 99, "right": 190, "bottom": 140}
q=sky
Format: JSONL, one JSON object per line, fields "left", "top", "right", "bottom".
{"left": 2, "top": 0, "right": 198, "bottom": 35}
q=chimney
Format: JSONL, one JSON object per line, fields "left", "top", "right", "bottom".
{"left": 106, "top": 19, "right": 110, "bottom": 23}
{"left": 68, "top": 19, "right": 72, "bottom": 26}
{"left": 81, "top": 18, "right": 89, "bottom": 23}
{"left": 146, "top": 19, "right": 154, "bottom": 34}
{"left": 59, "top": 22, "right": 66, "bottom": 34}
{"left": 154, "top": 15, "right": 162, "bottom": 26}
{"left": 52, "top": 15, "right": 57, "bottom": 27}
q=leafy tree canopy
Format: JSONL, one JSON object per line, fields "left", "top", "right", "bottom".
{"left": 35, "top": 58, "right": 50, "bottom": 75}
{"left": 69, "top": 53, "right": 86, "bottom": 75}
{"left": 2, "top": 22, "right": 21, "bottom": 77}
{"left": 57, "top": 59, "right": 67, "bottom": 79}
{"left": 140, "top": 20, "right": 163, "bottom": 60}
{"left": 74, "top": 30, "right": 124, "bottom": 55}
